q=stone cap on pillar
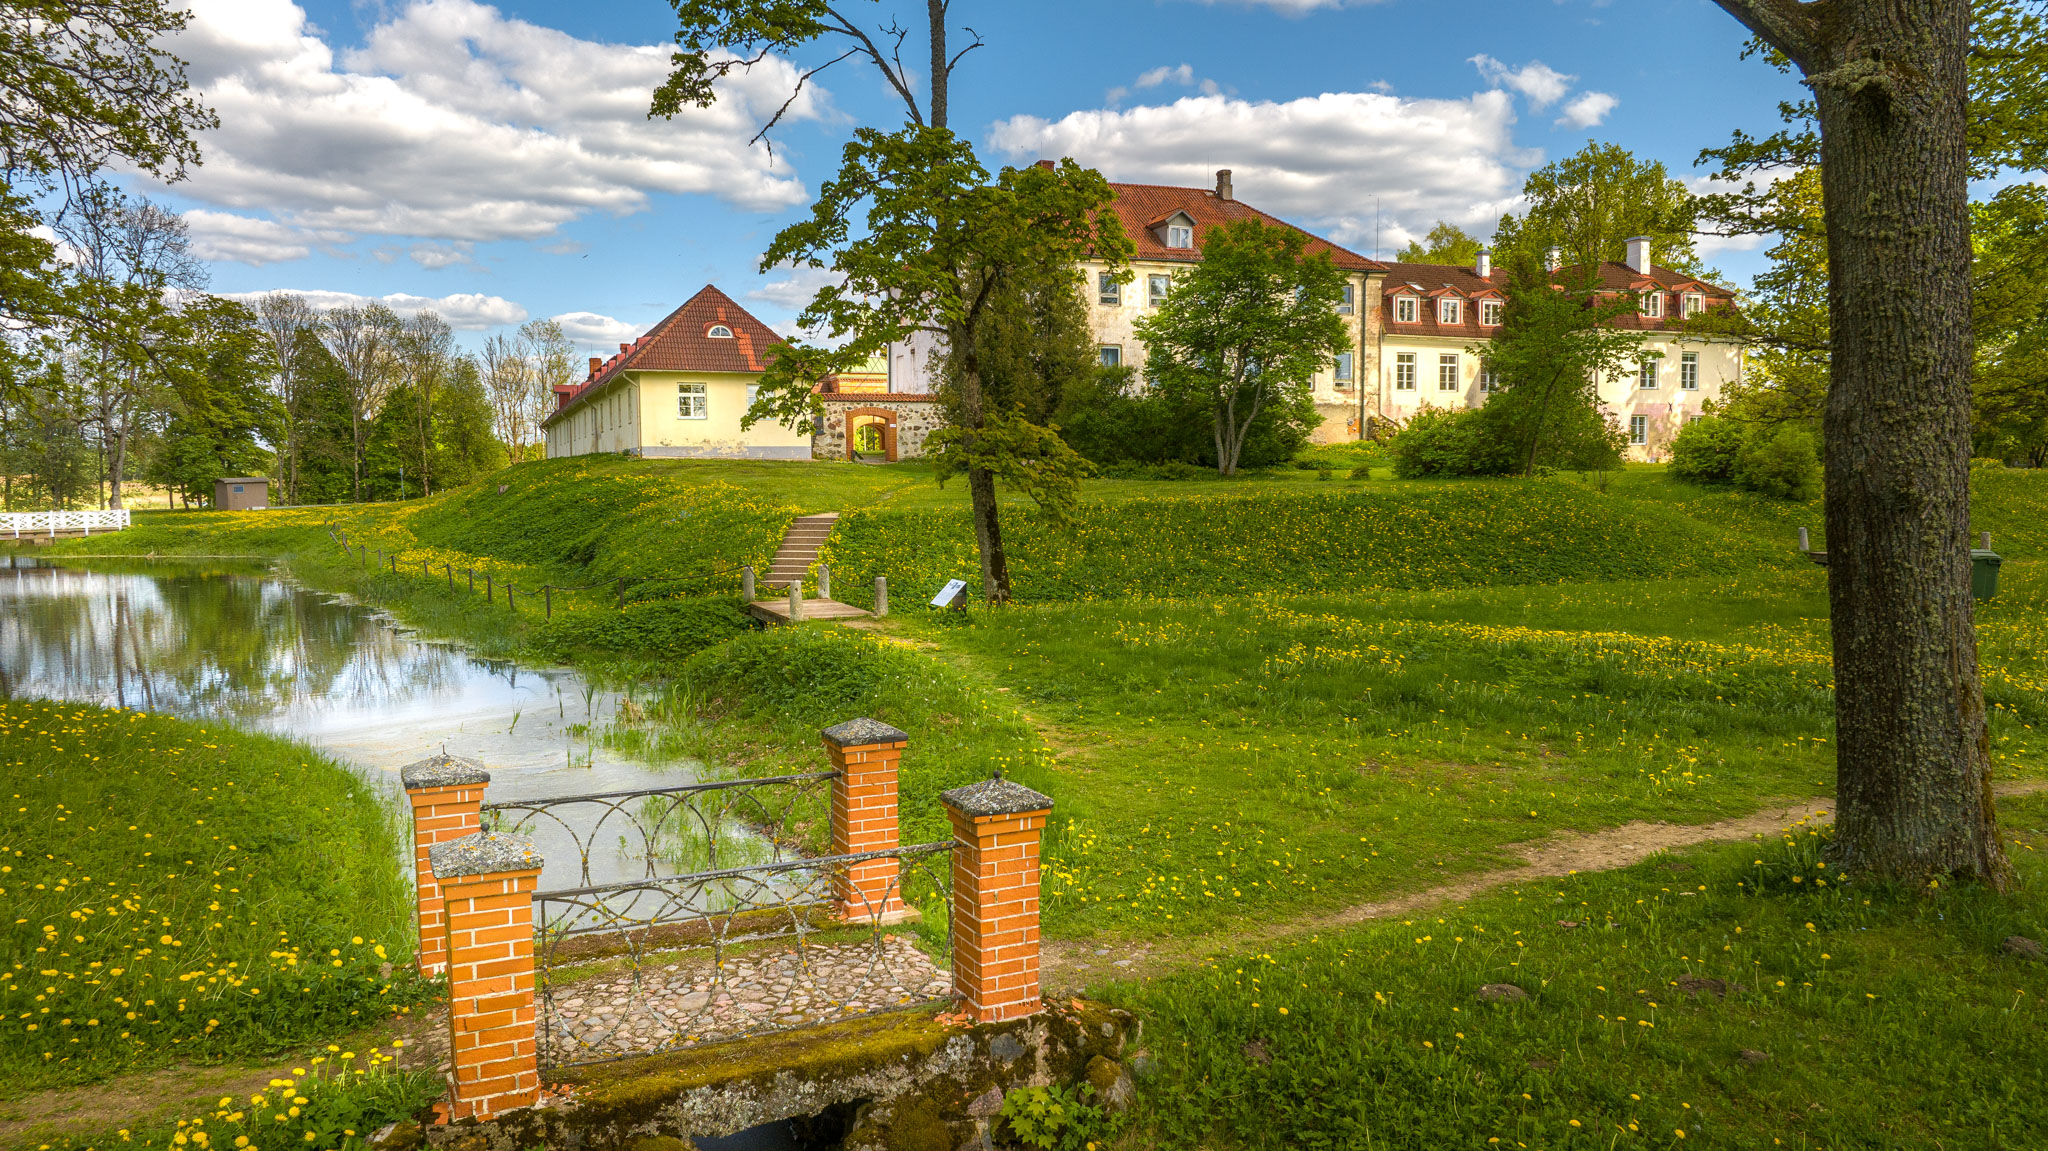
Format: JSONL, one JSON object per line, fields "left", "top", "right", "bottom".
{"left": 401, "top": 751, "right": 490, "bottom": 791}
{"left": 821, "top": 717, "right": 910, "bottom": 748}
{"left": 428, "top": 831, "right": 543, "bottom": 878}
{"left": 943, "top": 776, "right": 1053, "bottom": 818}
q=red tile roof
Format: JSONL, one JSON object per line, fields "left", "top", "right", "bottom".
{"left": 1382, "top": 260, "right": 1737, "bottom": 337}
{"left": 545, "top": 285, "right": 782, "bottom": 423}
{"left": 1103, "top": 180, "right": 1385, "bottom": 272}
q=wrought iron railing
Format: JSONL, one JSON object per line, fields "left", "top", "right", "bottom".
{"left": 530, "top": 842, "right": 955, "bottom": 1066}
{"left": 481, "top": 773, "right": 953, "bottom": 1068}
{"left": 480, "top": 771, "right": 835, "bottom": 887}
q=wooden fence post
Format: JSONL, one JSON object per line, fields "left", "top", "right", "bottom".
{"left": 484, "top": 573, "right": 493, "bottom": 602}
{"left": 789, "top": 580, "right": 804, "bottom": 622}
{"left": 943, "top": 776, "right": 1053, "bottom": 1024}
{"left": 430, "top": 831, "right": 543, "bottom": 1121}
{"left": 821, "top": 719, "right": 911, "bottom": 923}
{"left": 544, "top": 586, "right": 552, "bottom": 619}
{"left": 400, "top": 753, "right": 491, "bottom": 977}
{"left": 818, "top": 563, "right": 831, "bottom": 602}
{"left": 874, "top": 576, "right": 888, "bottom": 618}
{"left": 741, "top": 566, "right": 755, "bottom": 601}
{"left": 616, "top": 578, "right": 626, "bottom": 608}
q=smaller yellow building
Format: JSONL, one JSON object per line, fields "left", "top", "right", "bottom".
{"left": 542, "top": 286, "right": 812, "bottom": 460}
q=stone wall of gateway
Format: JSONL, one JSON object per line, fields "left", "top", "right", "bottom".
{"left": 812, "top": 397, "right": 947, "bottom": 461}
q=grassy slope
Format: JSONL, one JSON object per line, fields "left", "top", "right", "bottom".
{"left": 1122, "top": 797, "right": 2048, "bottom": 1150}
{"left": 0, "top": 700, "right": 417, "bottom": 1096}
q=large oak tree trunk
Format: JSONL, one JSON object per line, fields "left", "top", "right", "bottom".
{"left": 1726, "top": 0, "right": 2010, "bottom": 887}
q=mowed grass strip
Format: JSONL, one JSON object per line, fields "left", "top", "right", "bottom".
{"left": 0, "top": 701, "right": 419, "bottom": 1095}
{"left": 1117, "top": 797, "right": 2048, "bottom": 1150}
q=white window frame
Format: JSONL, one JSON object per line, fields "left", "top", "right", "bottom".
{"left": 1641, "top": 293, "right": 1663, "bottom": 319}
{"left": 1629, "top": 415, "right": 1648, "bottom": 445}
{"left": 1479, "top": 363, "right": 1500, "bottom": 392}
{"left": 1098, "top": 345, "right": 1122, "bottom": 368}
{"left": 1148, "top": 274, "right": 1171, "bottom": 307}
{"left": 1337, "top": 283, "right": 1355, "bottom": 315}
{"left": 1480, "top": 299, "right": 1503, "bottom": 326}
{"left": 1438, "top": 298, "right": 1461, "bottom": 326}
{"left": 707, "top": 324, "right": 735, "bottom": 338}
{"left": 1683, "top": 293, "right": 1705, "bottom": 317}
{"left": 1098, "top": 272, "right": 1121, "bottom": 306}
{"left": 1638, "top": 360, "right": 1659, "bottom": 389}
{"left": 677, "top": 382, "right": 707, "bottom": 419}
{"left": 1166, "top": 223, "right": 1194, "bottom": 248}
{"left": 745, "top": 383, "right": 760, "bottom": 408}
{"left": 1394, "top": 296, "right": 1419, "bottom": 324}
{"left": 1680, "top": 352, "right": 1700, "bottom": 391}
{"left": 1438, "top": 354, "right": 1461, "bottom": 391}
{"left": 1395, "top": 352, "right": 1417, "bottom": 391}
{"left": 1334, "top": 351, "right": 1354, "bottom": 385}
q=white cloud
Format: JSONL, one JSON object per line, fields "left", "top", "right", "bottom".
{"left": 747, "top": 266, "right": 843, "bottom": 312}
{"left": 990, "top": 90, "right": 1531, "bottom": 255}
{"left": 1470, "top": 55, "right": 1574, "bottom": 110}
{"left": 183, "top": 210, "right": 321, "bottom": 264}
{"left": 162, "top": 0, "right": 829, "bottom": 252}
{"left": 408, "top": 242, "right": 472, "bottom": 269}
{"left": 1109, "top": 62, "right": 1222, "bottom": 106}
{"left": 1556, "top": 91, "right": 1619, "bottom": 129}
{"left": 551, "top": 310, "right": 643, "bottom": 349}
{"left": 218, "top": 287, "right": 527, "bottom": 329}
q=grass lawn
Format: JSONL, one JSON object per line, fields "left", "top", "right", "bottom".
{"left": 0, "top": 700, "right": 422, "bottom": 1096}
{"left": 1117, "top": 795, "right": 2048, "bottom": 1150}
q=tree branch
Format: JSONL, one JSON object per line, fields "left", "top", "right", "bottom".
{"left": 748, "top": 48, "right": 860, "bottom": 151}
{"left": 827, "top": 7, "right": 924, "bottom": 125}
{"left": 1708, "top": 0, "right": 1824, "bottom": 70}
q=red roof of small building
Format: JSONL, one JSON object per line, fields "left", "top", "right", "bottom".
{"left": 546, "top": 285, "right": 782, "bottom": 423}
{"left": 1102, "top": 179, "right": 1385, "bottom": 272}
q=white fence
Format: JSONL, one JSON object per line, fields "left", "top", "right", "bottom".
{"left": 1, "top": 509, "right": 132, "bottom": 537}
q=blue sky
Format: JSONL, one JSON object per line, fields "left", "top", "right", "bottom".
{"left": 137, "top": 0, "right": 1803, "bottom": 350}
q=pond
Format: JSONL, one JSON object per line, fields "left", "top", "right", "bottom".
{"left": 0, "top": 556, "right": 694, "bottom": 892}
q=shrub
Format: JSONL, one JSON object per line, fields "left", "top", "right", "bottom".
{"left": 1735, "top": 424, "right": 1823, "bottom": 501}
{"left": 1390, "top": 407, "right": 1495, "bottom": 478}
{"left": 528, "top": 597, "right": 752, "bottom": 661}
{"left": 1669, "top": 414, "right": 1748, "bottom": 484}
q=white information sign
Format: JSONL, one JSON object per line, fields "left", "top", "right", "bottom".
{"left": 930, "top": 578, "right": 969, "bottom": 608}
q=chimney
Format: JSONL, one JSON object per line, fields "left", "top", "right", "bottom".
{"left": 1036, "top": 159, "right": 1055, "bottom": 171}
{"left": 1626, "top": 236, "right": 1653, "bottom": 273}
{"left": 1474, "top": 248, "right": 1491, "bottom": 279}
{"left": 1545, "top": 247, "right": 1562, "bottom": 273}
{"left": 1215, "top": 169, "right": 1233, "bottom": 201}
{"left": 588, "top": 356, "right": 601, "bottom": 379}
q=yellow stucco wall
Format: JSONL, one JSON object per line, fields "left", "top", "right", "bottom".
{"left": 543, "top": 371, "right": 812, "bottom": 459}
{"left": 1078, "top": 260, "right": 1383, "bottom": 444}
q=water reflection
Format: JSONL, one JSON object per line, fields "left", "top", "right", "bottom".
{"left": 0, "top": 557, "right": 695, "bottom": 890}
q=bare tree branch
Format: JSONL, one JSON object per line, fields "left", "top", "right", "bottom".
{"left": 1708, "top": 0, "right": 1825, "bottom": 68}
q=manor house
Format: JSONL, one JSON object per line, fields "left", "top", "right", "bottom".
{"left": 543, "top": 173, "right": 1744, "bottom": 464}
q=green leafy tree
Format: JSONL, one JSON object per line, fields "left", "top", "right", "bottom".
{"left": 1133, "top": 219, "right": 1347, "bottom": 477}
{"left": 748, "top": 129, "right": 1132, "bottom": 601}
{"left": 143, "top": 296, "right": 280, "bottom": 506}
{"left": 1970, "top": 182, "right": 2048, "bottom": 464}
{"left": 1492, "top": 142, "right": 1704, "bottom": 275}
{"left": 1469, "top": 252, "right": 1643, "bottom": 478}
{"left": 1394, "top": 221, "right": 1485, "bottom": 266}
{"left": 936, "top": 250, "right": 1096, "bottom": 425}
{"left": 1707, "top": 0, "right": 2013, "bottom": 887}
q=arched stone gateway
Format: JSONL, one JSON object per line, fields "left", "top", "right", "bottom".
{"left": 812, "top": 395, "right": 943, "bottom": 462}
{"left": 843, "top": 406, "right": 898, "bottom": 461}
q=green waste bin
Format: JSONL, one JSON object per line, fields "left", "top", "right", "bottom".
{"left": 1971, "top": 549, "right": 2002, "bottom": 600}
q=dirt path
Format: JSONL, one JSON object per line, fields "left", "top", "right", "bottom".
{"left": 1043, "top": 780, "right": 2048, "bottom": 993}
{"left": 0, "top": 1011, "right": 448, "bottom": 1150}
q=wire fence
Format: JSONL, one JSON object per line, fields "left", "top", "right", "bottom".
{"left": 322, "top": 522, "right": 753, "bottom": 617}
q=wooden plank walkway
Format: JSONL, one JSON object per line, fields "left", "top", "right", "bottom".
{"left": 746, "top": 598, "right": 870, "bottom": 625}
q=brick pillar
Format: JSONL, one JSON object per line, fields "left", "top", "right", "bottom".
{"left": 402, "top": 753, "right": 491, "bottom": 977}
{"left": 430, "top": 831, "right": 543, "bottom": 1121}
{"left": 822, "top": 718, "right": 913, "bottom": 924}
{"left": 943, "top": 776, "right": 1054, "bottom": 1024}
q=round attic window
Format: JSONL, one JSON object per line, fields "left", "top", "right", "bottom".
{"left": 707, "top": 324, "right": 734, "bottom": 338}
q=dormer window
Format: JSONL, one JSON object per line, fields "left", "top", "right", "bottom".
{"left": 1166, "top": 223, "right": 1194, "bottom": 248}
{"left": 1480, "top": 300, "right": 1503, "bottom": 326}
{"left": 1394, "top": 296, "right": 1419, "bottom": 324}
{"left": 1683, "top": 293, "right": 1705, "bottom": 317}
{"left": 707, "top": 324, "right": 734, "bottom": 338}
{"left": 1640, "top": 294, "right": 1663, "bottom": 319}
{"left": 1438, "top": 298, "right": 1461, "bottom": 325}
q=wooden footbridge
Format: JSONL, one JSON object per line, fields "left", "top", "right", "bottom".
{"left": 742, "top": 511, "right": 882, "bottom": 625}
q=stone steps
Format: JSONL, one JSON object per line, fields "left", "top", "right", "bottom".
{"left": 762, "top": 512, "right": 839, "bottom": 590}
